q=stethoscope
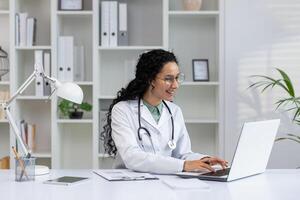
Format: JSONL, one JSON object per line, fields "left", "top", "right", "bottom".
{"left": 137, "top": 98, "right": 176, "bottom": 153}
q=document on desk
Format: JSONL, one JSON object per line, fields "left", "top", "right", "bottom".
{"left": 161, "top": 177, "right": 210, "bottom": 190}
{"left": 93, "top": 169, "right": 159, "bottom": 181}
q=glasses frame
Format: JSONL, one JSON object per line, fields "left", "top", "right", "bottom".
{"left": 156, "top": 73, "right": 185, "bottom": 85}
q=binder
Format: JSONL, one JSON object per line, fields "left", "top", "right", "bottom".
{"left": 109, "top": 1, "right": 118, "bottom": 47}
{"left": 43, "top": 52, "right": 51, "bottom": 96}
{"left": 19, "top": 13, "right": 28, "bottom": 47}
{"left": 58, "top": 36, "right": 65, "bottom": 81}
{"left": 101, "top": 1, "right": 110, "bottom": 47}
{"left": 64, "top": 37, "right": 74, "bottom": 81}
{"left": 74, "top": 45, "right": 85, "bottom": 81}
{"left": 118, "top": 2, "right": 128, "bottom": 46}
{"left": 34, "top": 50, "right": 44, "bottom": 97}
{"left": 58, "top": 36, "right": 74, "bottom": 81}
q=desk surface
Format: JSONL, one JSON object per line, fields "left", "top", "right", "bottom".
{"left": 0, "top": 169, "right": 299, "bottom": 200}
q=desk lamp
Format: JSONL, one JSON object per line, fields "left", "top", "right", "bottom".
{"left": 1, "top": 64, "right": 83, "bottom": 175}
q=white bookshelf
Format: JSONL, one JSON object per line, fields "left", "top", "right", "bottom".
{"left": 0, "top": 0, "right": 224, "bottom": 169}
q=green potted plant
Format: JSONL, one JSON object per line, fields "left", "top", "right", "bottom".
{"left": 249, "top": 68, "right": 300, "bottom": 144}
{"left": 58, "top": 99, "right": 92, "bottom": 119}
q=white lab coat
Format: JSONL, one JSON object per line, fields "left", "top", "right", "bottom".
{"left": 111, "top": 99, "right": 207, "bottom": 174}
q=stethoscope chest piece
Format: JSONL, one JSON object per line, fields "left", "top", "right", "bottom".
{"left": 168, "top": 140, "right": 176, "bottom": 150}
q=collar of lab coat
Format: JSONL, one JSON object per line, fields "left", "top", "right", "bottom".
{"left": 130, "top": 99, "right": 171, "bottom": 130}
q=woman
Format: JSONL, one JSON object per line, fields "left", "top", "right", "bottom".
{"left": 100, "top": 49, "right": 227, "bottom": 174}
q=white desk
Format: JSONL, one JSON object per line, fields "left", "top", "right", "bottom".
{"left": 0, "top": 169, "right": 299, "bottom": 200}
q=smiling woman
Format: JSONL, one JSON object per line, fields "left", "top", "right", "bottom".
{"left": 100, "top": 49, "right": 227, "bottom": 174}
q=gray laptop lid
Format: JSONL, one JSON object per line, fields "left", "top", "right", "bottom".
{"left": 227, "top": 119, "right": 280, "bottom": 181}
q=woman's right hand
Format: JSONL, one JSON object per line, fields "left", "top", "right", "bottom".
{"left": 183, "top": 157, "right": 228, "bottom": 172}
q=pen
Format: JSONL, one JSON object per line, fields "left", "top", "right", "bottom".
{"left": 12, "top": 146, "right": 29, "bottom": 181}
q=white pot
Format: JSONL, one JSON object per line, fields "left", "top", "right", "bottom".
{"left": 182, "top": 0, "right": 203, "bottom": 11}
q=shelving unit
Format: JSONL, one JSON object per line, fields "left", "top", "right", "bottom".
{"left": 0, "top": 0, "right": 224, "bottom": 169}
{"left": 0, "top": 0, "right": 11, "bottom": 163}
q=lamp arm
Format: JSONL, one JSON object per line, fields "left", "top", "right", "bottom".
{"left": 6, "top": 69, "right": 38, "bottom": 107}
{"left": 5, "top": 107, "right": 31, "bottom": 158}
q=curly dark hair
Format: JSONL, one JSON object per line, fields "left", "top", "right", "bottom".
{"left": 99, "top": 49, "right": 178, "bottom": 156}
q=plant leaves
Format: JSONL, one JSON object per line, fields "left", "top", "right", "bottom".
{"left": 276, "top": 68, "right": 295, "bottom": 97}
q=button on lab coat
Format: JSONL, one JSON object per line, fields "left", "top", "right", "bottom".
{"left": 111, "top": 99, "right": 207, "bottom": 174}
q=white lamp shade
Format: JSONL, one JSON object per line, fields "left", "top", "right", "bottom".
{"left": 56, "top": 82, "right": 83, "bottom": 104}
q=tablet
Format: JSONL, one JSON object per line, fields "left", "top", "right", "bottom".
{"left": 43, "top": 176, "right": 89, "bottom": 186}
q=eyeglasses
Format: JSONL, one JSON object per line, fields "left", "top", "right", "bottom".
{"left": 156, "top": 73, "right": 185, "bottom": 85}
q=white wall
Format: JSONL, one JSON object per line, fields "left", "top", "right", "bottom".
{"left": 224, "top": 0, "right": 300, "bottom": 168}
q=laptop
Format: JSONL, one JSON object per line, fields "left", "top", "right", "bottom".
{"left": 177, "top": 119, "right": 280, "bottom": 182}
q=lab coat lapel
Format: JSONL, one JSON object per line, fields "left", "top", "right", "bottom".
{"left": 157, "top": 105, "right": 169, "bottom": 128}
{"left": 140, "top": 104, "right": 159, "bottom": 129}
{"left": 131, "top": 100, "right": 158, "bottom": 130}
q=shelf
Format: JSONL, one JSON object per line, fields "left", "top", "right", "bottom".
{"left": 181, "top": 81, "right": 219, "bottom": 86}
{"left": 0, "top": 81, "right": 10, "bottom": 85}
{"left": 57, "top": 10, "right": 93, "bottom": 16}
{"left": 75, "top": 81, "right": 93, "bottom": 86}
{"left": 98, "top": 153, "right": 111, "bottom": 158}
{"left": 31, "top": 152, "right": 51, "bottom": 158}
{"left": 57, "top": 119, "right": 93, "bottom": 124}
{"left": 98, "top": 46, "right": 164, "bottom": 50}
{"left": 185, "top": 119, "right": 219, "bottom": 124}
{"left": 98, "top": 95, "right": 116, "bottom": 100}
{"left": 0, "top": 10, "right": 9, "bottom": 15}
{"left": 16, "top": 96, "right": 51, "bottom": 100}
{"left": 169, "top": 11, "right": 219, "bottom": 17}
{"left": 15, "top": 46, "right": 52, "bottom": 50}
{"left": 0, "top": 119, "right": 8, "bottom": 123}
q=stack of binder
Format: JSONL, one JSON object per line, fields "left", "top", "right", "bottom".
{"left": 100, "top": 1, "right": 128, "bottom": 47}
{"left": 58, "top": 36, "right": 85, "bottom": 82}
{"left": 34, "top": 50, "right": 51, "bottom": 97}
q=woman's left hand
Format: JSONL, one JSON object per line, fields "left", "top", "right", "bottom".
{"left": 200, "top": 157, "right": 228, "bottom": 170}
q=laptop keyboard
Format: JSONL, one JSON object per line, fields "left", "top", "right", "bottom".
{"left": 201, "top": 168, "right": 231, "bottom": 177}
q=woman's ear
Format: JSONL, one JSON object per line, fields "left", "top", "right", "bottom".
{"left": 150, "top": 80, "right": 155, "bottom": 88}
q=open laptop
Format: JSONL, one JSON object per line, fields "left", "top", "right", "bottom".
{"left": 177, "top": 119, "right": 280, "bottom": 182}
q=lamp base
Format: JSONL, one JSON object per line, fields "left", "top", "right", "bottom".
{"left": 35, "top": 165, "right": 50, "bottom": 176}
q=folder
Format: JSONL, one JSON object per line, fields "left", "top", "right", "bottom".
{"left": 101, "top": 1, "right": 110, "bottom": 47}
{"left": 43, "top": 52, "right": 51, "bottom": 96}
{"left": 118, "top": 2, "right": 128, "bottom": 46}
{"left": 93, "top": 169, "right": 159, "bottom": 181}
{"left": 34, "top": 50, "right": 44, "bottom": 97}
{"left": 109, "top": 1, "right": 118, "bottom": 47}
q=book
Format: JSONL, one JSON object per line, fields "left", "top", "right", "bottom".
{"left": 93, "top": 169, "right": 159, "bottom": 181}
{"left": 26, "top": 17, "right": 36, "bottom": 46}
{"left": 19, "top": 13, "right": 28, "bottom": 47}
